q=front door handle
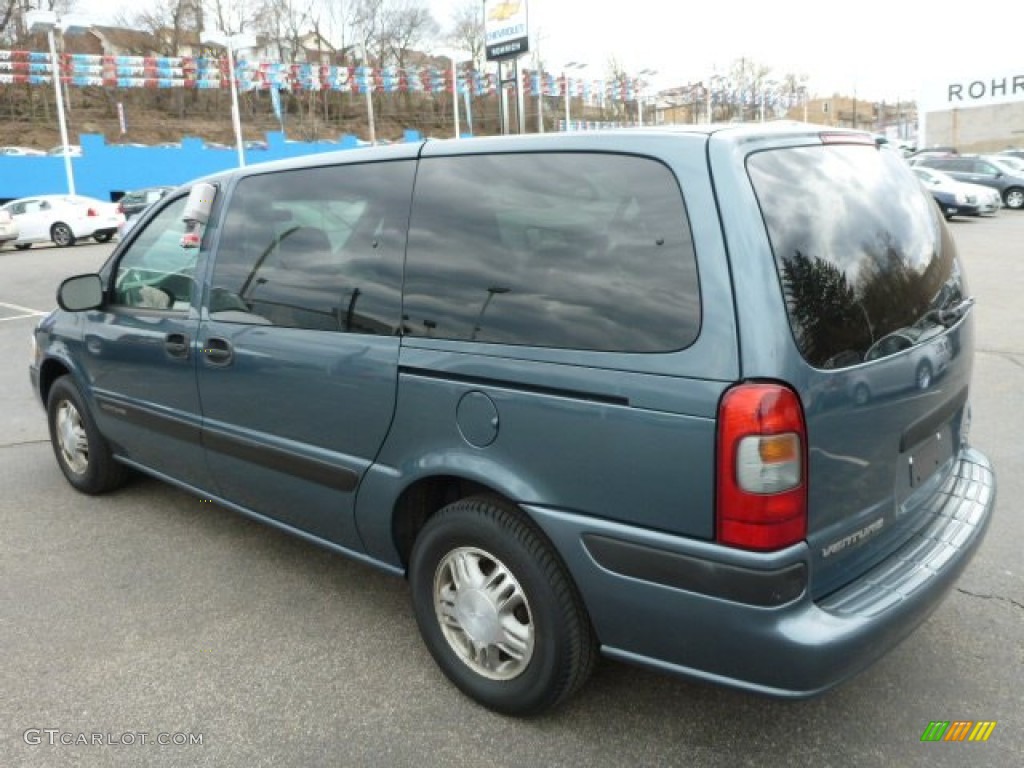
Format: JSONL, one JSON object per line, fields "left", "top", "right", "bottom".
{"left": 165, "top": 332, "right": 189, "bottom": 359}
{"left": 202, "top": 337, "right": 234, "bottom": 366}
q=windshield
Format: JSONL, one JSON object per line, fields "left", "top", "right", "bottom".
{"left": 748, "top": 143, "right": 967, "bottom": 370}
{"left": 989, "top": 156, "right": 1024, "bottom": 175}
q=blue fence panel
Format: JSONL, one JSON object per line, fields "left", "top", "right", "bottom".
{"left": 0, "top": 129, "right": 422, "bottom": 202}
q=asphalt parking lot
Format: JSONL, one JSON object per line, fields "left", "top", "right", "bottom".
{"left": 2, "top": 215, "right": 1022, "bottom": 768}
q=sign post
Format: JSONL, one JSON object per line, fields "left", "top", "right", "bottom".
{"left": 484, "top": 0, "right": 529, "bottom": 135}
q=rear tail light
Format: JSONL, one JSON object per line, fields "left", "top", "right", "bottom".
{"left": 86, "top": 207, "right": 98, "bottom": 217}
{"left": 716, "top": 383, "right": 807, "bottom": 550}
{"left": 117, "top": 202, "right": 124, "bottom": 214}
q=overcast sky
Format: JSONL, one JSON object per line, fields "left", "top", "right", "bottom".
{"left": 85, "top": 0, "right": 1019, "bottom": 101}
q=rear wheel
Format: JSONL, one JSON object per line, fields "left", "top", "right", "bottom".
{"left": 1004, "top": 187, "right": 1024, "bottom": 210}
{"left": 51, "top": 222, "right": 76, "bottom": 247}
{"left": 46, "top": 376, "right": 126, "bottom": 494}
{"left": 409, "top": 496, "right": 596, "bottom": 715}
{"left": 93, "top": 231, "right": 114, "bottom": 243}
{"left": 14, "top": 243, "right": 31, "bottom": 250}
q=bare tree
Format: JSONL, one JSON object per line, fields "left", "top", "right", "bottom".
{"left": 382, "top": 0, "right": 437, "bottom": 70}
{"left": 204, "top": 0, "right": 258, "bottom": 36}
{"left": 1, "top": 0, "right": 72, "bottom": 45}
{"left": 446, "top": 0, "right": 483, "bottom": 69}
{"left": 780, "top": 71, "right": 809, "bottom": 116}
{"left": 0, "top": 0, "right": 21, "bottom": 44}
{"left": 119, "top": 1, "right": 203, "bottom": 56}
{"left": 727, "top": 57, "right": 772, "bottom": 122}
{"left": 350, "top": 0, "right": 385, "bottom": 65}
{"left": 254, "top": 0, "right": 314, "bottom": 61}
{"left": 604, "top": 56, "right": 631, "bottom": 121}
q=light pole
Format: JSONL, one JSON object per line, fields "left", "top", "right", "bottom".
{"left": 562, "top": 61, "right": 587, "bottom": 131}
{"left": 203, "top": 30, "right": 257, "bottom": 167}
{"left": 536, "top": 68, "right": 545, "bottom": 133}
{"left": 26, "top": 10, "right": 87, "bottom": 195}
{"left": 438, "top": 49, "right": 465, "bottom": 139}
{"left": 451, "top": 55, "right": 461, "bottom": 138}
{"left": 760, "top": 79, "right": 778, "bottom": 122}
{"left": 636, "top": 68, "right": 657, "bottom": 127}
{"left": 471, "top": 286, "right": 510, "bottom": 341}
{"left": 361, "top": 40, "right": 376, "bottom": 145}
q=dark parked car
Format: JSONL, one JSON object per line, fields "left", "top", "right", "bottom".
{"left": 914, "top": 154, "right": 1024, "bottom": 209}
{"left": 31, "top": 126, "right": 996, "bottom": 715}
{"left": 117, "top": 186, "right": 173, "bottom": 220}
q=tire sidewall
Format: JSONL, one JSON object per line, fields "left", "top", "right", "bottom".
{"left": 47, "top": 377, "right": 105, "bottom": 493}
{"left": 410, "top": 503, "right": 574, "bottom": 715}
{"left": 51, "top": 223, "right": 74, "bottom": 247}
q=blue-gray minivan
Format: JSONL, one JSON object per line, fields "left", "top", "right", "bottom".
{"left": 30, "top": 124, "right": 996, "bottom": 715}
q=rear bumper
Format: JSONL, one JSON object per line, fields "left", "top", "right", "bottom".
{"left": 525, "top": 447, "right": 995, "bottom": 697}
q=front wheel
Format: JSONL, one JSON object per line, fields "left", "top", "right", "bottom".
{"left": 46, "top": 376, "right": 126, "bottom": 494}
{"left": 409, "top": 496, "right": 596, "bottom": 715}
{"left": 1004, "top": 187, "right": 1024, "bottom": 210}
{"left": 51, "top": 222, "right": 76, "bottom": 247}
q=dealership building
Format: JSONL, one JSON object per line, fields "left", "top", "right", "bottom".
{"left": 918, "top": 70, "right": 1024, "bottom": 151}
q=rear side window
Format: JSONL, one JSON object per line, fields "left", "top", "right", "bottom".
{"left": 211, "top": 161, "right": 413, "bottom": 334}
{"left": 402, "top": 152, "right": 699, "bottom": 352}
{"left": 748, "top": 144, "right": 965, "bottom": 369}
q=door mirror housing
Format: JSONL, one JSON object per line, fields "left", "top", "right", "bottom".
{"left": 57, "top": 274, "right": 104, "bottom": 311}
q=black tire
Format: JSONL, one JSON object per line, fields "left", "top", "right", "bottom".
{"left": 409, "top": 496, "right": 597, "bottom": 716}
{"left": 1004, "top": 187, "right": 1024, "bottom": 210}
{"left": 93, "top": 232, "right": 114, "bottom": 243}
{"left": 14, "top": 243, "right": 31, "bottom": 250}
{"left": 46, "top": 376, "right": 126, "bottom": 494}
{"left": 51, "top": 222, "right": 76, "bottom": 247}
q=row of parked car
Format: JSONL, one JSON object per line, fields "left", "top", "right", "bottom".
{"left": 4, "top": 143, "right": 1021, "bottom": 252}
{"left": 0, "top": 145, "right": 83, "bottom": 157}
{"left": 902, "top": 149, "right": 1024, "bottom": 217}
{"left": 0, "top": 186, "right": 173, "bottom": 251}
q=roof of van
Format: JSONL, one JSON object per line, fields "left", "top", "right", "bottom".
{"left": 189, "top": 122, "right": 874, "bottom": 187}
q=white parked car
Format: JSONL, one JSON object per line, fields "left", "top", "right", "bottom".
{"left": 46, "top": 144, "right": 83, "bottom": 157}
{"left": 0, "top": 208, "right": 19, "bottom": 246}
{"left": 0, "top": 146, "right": 45, "bottom": 156}
{"left": 1, "top": 195, "right": 124, "bottom": 249}
{"left": 911, "top": 166, "right": 1000, "bottom": 216}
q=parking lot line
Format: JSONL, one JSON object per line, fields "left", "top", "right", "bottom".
{"left": 0, "top": 313, "right": 42, "bottom": 322}
{"left": 0, "top": 300, "right": 46, "bottom": 316}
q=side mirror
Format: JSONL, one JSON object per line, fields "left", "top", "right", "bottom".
{"left": 57, "top": 274, "right": 104, "bottom": 311}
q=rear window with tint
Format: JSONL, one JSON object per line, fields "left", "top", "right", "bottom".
{"left": 748, "top": 144, "right": 965, "bottom": 369}
{"left": 402, "top": 152, "right": 700, "bottom": 353}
